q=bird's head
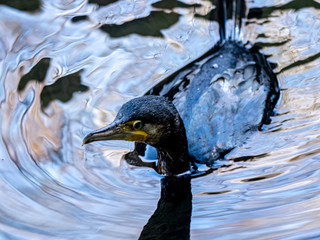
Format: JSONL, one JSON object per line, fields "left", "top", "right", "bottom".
{"left": 82, "top": 95, "right": 187, "bottom": 148}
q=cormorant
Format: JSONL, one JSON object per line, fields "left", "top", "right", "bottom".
{"left": 82, "top": 1, "right": 279, "bottom": 176}
{"left": 83, "top": 95, "right": 191, "bottom": 175}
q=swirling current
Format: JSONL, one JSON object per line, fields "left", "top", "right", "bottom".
{"left": 1, "top": 0, "right": 320, "bottom": 239}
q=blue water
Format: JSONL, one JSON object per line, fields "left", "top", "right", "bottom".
{"left": 1, "top": 0, "right": 320, "bottom": 239}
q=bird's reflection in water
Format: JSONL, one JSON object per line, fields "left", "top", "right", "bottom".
{"left": 139, "top": 175, "right": 192, "bottom": 240}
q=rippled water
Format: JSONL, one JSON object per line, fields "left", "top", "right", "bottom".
{"left": 1, "top": 0, "right": 320, "bottom": 239}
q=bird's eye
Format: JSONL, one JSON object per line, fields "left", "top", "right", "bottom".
{"left": 133, "top": 120, "right": 143, "bottom": 130}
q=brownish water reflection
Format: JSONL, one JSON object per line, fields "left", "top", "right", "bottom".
{"left": 1, "top": 0, "right": 320, "bottom": 239}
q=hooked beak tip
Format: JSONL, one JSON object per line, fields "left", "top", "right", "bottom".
{"left": 82, "top": 133, "right": 93, "bottom": 146}
{"left": 81, "top": 122, "right": 122, "bottom": 146}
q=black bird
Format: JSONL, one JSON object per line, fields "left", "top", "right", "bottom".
{"left": 82, "top": 1, "right": 279, "bottom": 176}
{"left": 82, "top": 42, "right": 279, "bottom": 175}
{"left": 83, "top": 95, "right": 191, "bottom": 175}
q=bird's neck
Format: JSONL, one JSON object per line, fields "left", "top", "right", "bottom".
{"left": 156, "top": 138, "right": 191, "bottom": 176}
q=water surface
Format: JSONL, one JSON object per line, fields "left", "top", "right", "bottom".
{"left": 1, "top": 0, "right": 320, "bottom": 239}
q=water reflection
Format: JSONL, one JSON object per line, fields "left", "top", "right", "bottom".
{"left": 0, "top": 0, "right": 40, "bottom": 11}
{"left": 152, "top": 0, "right": 201, "bottom": 10}
{"left": 18, "top": 58, "right": 88, "bottom": 109}
{"left": 280, "top": 52, "right": 320, "bottom": 73}
{"left": 98, "top": 0, "right": 246, "bottom": 39}
{"left": 89, "top": 0, "right": 119, "bottom": 7}
{"left": 247, "top": 0, "right": 320, "bottom": 73}
{"left": 100, "top": 11, "right": 180, "bottom": 38}
{"left": 1, "top": 0, "right": 320, "bottom": 239}
{"left": 139, "top": 175, "right": 192, "bottom": 240}
{"left": 247, "top": 0, "right": 320, "bottom": 20}
{"left": 40, "top": 70, "right": 88, "bottom": 109}
{"left": 18, "top": 58, "right": 51, "bottom": 91}
{"left": 71, "top": 15, "right": 88, "bottom": 23}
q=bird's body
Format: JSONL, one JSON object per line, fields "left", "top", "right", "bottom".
{"left": 147, "top": 41, "right": 278, "bottom": 164}
{"left": 83, "top": 0, "right": 279, "bottom": 175}
{"left": 83, "top": 41, "right": 279, "bottom": 175}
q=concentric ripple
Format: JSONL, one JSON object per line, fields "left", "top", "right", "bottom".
{"left": 1, "top": 1, "right": 320, "bottom": 239}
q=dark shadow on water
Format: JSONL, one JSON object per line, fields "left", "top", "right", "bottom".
{"left": 252, "top": 38, "right": 320, "bottom": 74}
{"left": 139, "top": 175, "right": 192, "bottom": 240}
{"left": 152, "top": 0, "right": 201, "bottom": 10}
{"left": 241, "top": 172, "right": 282, "bottom": 182}
{"left": 247, "top": 0, "right": 320, "bottom": 20}
{"left": 73, "top": 0, "right": 209, "bottom": 28}
{"left": 99, "top": 0, "right": 229, "bottom": 38}
{"left": 279, "top": 52, "right": 320, "bottom": 73}
{"left": 18, "top": 58, "right": 51, "bottom": 91}
{"left": 18, "top": 58, "right": 89, "bottom": 109}
{"left": 88, "top": 0, "right": 119, "bottom": 7}
{"left": 253, "top": 39, "right": 290, "bottom": 49}
{"left": 71, "top": 15, "right": 89, "bottom": 23}
{"left": 246, "top": 0, "right": 320, "bottom": 72}
{"left": 100, "top": 11, "right": 180, "bottom": 38}
{"left": 77, "top": 0, "right": 247, "bottom": 39}
{"left": 40, "top": 70, "right": 88, "bottom": 109}
{"left": 194, "top": 8, "right": 216, "bottom": 21}
{"left": 230, "top": 153, "right": 268, "bottom": 163}
{"left": 0, "top": 0, "right": 40, "bottom": 11}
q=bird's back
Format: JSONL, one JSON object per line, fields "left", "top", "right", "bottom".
{"left": 176, "top": 42, "right": 278, "bottom": 163}
{"left": 148, "top": 41, "right": 279, "bottom": 164}
{"left": 143, "top": 0, "right": 279, "bottom": 165}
